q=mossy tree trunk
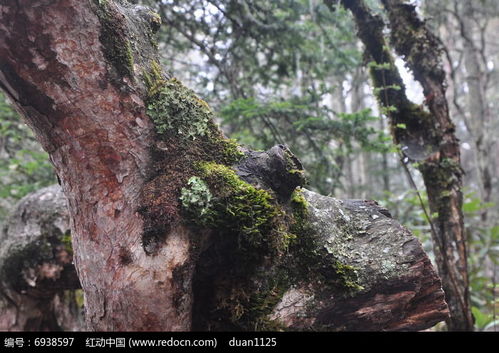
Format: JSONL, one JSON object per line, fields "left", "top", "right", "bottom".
{"left": 1, "top": 0, "right": 447, "bottom": 331}
{"left": 327, "top": 0, "right": 473, "bottom": 330}
{"left": 0, "top": 186, "right": 83, "bottom": 331}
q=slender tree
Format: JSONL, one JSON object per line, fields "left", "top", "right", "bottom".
{"left": 327, "top": 0, "right": 473, "bottom": 330}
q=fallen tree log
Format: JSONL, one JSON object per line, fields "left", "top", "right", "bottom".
{"left": 0, "top": 185, "right": 447, "bottom": 331}
{"left": 271, "top": 190, "right": 448, "bottom": 331}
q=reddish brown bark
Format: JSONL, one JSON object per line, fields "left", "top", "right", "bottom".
{"left": 0, "top": 0, "right": 193, "bottom": 330}
{"left": 0, "top": 0, "right": 448, "bottom": 331}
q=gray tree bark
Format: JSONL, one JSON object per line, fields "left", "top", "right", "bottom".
{"left": 0, "top": 185, "right": 83, "bottom": 331}
{"left": 460, "top": 0, "right": 493, "bottom": 218}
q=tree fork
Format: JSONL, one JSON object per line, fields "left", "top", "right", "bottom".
{"left": 381, "top": 0, "right": 472, "bottom": 330}
{"left": 1, "top": 0, "right": 447, "bottom": 331}
{"left": 327, "top": 0, "right": 472, "bottom": 330}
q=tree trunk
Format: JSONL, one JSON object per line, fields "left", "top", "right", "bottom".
{"left": 0, "top": 0, "right": 448, "bottom": 331}
{"left": 328, "top": 0, "right": 473, "bottom": 330}
{"left": 460, "top": 0, "right": 493, "bottom": 219}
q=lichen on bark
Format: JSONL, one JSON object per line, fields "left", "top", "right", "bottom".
{"left": 0, "top": 0, "right": 448, "bottom": 331}
{"left": 140, "top": 50, "right": 374, "bottom": 329}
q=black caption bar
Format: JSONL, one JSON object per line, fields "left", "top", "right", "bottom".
{"left": 0, "top": 331, "right": 492, "bottom": 351}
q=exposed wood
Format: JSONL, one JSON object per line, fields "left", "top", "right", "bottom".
{"left": 0, "top": 0, "right": 448, "bottom": 331}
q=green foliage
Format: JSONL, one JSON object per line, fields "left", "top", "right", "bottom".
{"left": 462, "top": 191, "right": 498, "bottom": 330}
{"left": 221, "top": 97, "right": 392, "bottom": 194}
{"left": 462, "top": 192, "right": 495, "bottom": 214}
{"left": 472, "top": 306, "right": 499, "bottom": 331}
{"left": 0, "top": 92, "right": 55, "bottom": 221}
{"left": 155, "top": 0, "right": 375, "bottom": 195}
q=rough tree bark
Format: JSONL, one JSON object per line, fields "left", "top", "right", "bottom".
{"left": 0, "top": 185, "right": 83, "bottom": 331}
{"left": 326, "top": 0, "right": 473, "bottom": 330}
{"left": 0, "top": 0, "right": 447, "bottom": 331}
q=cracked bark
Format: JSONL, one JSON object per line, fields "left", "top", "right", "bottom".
{"left": 1, "top": 0, "right": 447, "bottom": 331}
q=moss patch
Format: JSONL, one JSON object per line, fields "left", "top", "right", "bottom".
{"left": 145, "top": 71, "right": 244, "bottom": 165}
{"left": 61, "top": 231, "right": 73, "bottom": 255}
{"left": 147, "top": 78, "right": 213, "bottom": 140}
{"left": 93, "top": 0, "right": 135, "bottom": 81}
{"left": 179, "top": 176, "right": 212, "bottom": 218}
{"left": 180, "top": 164, "right": 296, "bottom": 330}
{"left": 181, "top": 162, "right": 283, "bottom": 252}
{"left": 139, "top": 64, "right": 245, "bottom": 254}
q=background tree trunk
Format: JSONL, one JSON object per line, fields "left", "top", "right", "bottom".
{"left": 328, "top": 0, "right": 473, "bottom": 330}
{"left": 0, "top": 0, "right": 448, "bottom": 331}
{"left": 460, "top": 0, "right": 493, "bottom": 219}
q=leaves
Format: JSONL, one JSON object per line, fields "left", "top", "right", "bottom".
{"left": 0, "top": 92, "right": 55, "bottom": 220}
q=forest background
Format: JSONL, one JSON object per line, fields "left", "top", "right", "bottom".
{"left": 0, "top": 0, "right": 497, "bottom": 330}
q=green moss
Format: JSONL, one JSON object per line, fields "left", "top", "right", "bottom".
{"left": 291, "top": 188, "right": 308, "bottom": 212}
{"left": 183, "top": 163, "right": 294, "bottom": 330}
{"left": 230, "top": 279, "right": 289, "bottom": 331}
{"left": 124, "top": 40, "right": 135, "bottom": 74}
{"left": 179, "top": 176, "right": 212, "bottom": 217}
{"left": 146, "top": 78, "right": 212, "bottom": 139}
{"left": 182, "top": 162, "right": 281, "bottom": 250}
{"left": 139, "top": 64, "right": 244, "bottom": 256}
{"left": 61, "top": 231, "right": 73, "bottom": 255}
{"left": 334, "top": 262, "right": 364, "bottom": 291}
{"left": 143, "top": 62, "right": 244, "bottom": 166}
{"left": 64, "top": 289, "right": 84, "bottom": 310}
{"left": 218, "top": 138, "right": 245, "bottom": 165}
{"left": 287, "top": 188, "right": 309, "bottom": 241}
{"left": 93, "top": 0, "right": 135, "bottom": 80}
{"left": 148, "top": 11, "right": 162, "bottom": 33}
{"left": 144, "top": 60, "right": 165, "bottom": 94}
{"left": 144, "top": 71, "right": 244, "bottom": 160}
{"left": 74, "top": 289, "right": 85, "bottom": 308}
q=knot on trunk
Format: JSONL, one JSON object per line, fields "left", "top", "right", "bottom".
{"left": 235, "top": 145, "right": 306, "bottom": 201}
